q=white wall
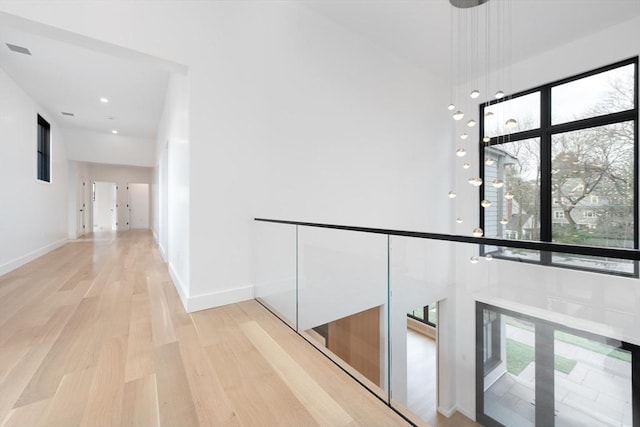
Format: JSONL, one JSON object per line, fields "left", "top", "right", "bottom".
{"left": 451, "top": 17, "right": 640, "bottom": 419}
{"left": 186, "top": 2, "right": 453, "bottom": 309}
{"left": 155, "top": 73, "right": 190, "bottom": 306}
{"left": 156, "top": 147, "right": 168, "bottom": 259}
{"left": 67, "top": 160, "right": 90, "bottom": 238}
{"left": 0, "top": 67, "right": 69, "bottom": 275}
{"left": 247, "top": 4, "right": 452, "bottom": 232}
{"left": 62, "top": 127, "right": 155, "bottom": 167}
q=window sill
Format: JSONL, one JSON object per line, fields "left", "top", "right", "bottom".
{"left": 407, "top": 317, "right": 436, "bottom": 339}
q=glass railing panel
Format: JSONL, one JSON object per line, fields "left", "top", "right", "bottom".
{"left": 253, "top": 219, "right": 639, "bottom": 427}
{"left": 388, "top": 236, "right": 454, "bottom": 423}
{"left": 253, "top": 221, "right": 297, "bottom": 328}
{"left": 297, "top": 226, "right": 389, "bottom": 399}
{"left": 479, "top": 250, "right": 639, "bottom": 343}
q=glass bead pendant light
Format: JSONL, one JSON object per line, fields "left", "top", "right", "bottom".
{"left": 484, "top": 111, "right": 494, "bottom": 119}
{"left": 492, "top": 179, "right": 504, "bottom": 188}
{"left": 481, "top": 199, "right": 492, "bottom": 208}
{"left": 453, "top": 111, "right": 464, "bottom": 120}
{"left": 448, "top": 103, "right": 456, "bottom": 111}
{"left": 505, "top": 118, "right": 518, "bottom": 129}
{"left": 500, "top": 217, "right": 509, "bottom": 225}
{"left": 470, "top": 90, "right": 480, "bottom": 99}
{"left": 456, "top": 217, "right": 463, "bottom": 224}
{"left": 472, "top": 228, "right": 484, "bottom": 237}
{"left": 504, "top": 191, "right": 514, "bottom": 200}
{"left": 463, "top": 162, "right": 471, "bottom": 169}
{"left": 468, "top": 177, "right": 483, "bottom": 187}
{"left": 483, "top": 136, "right": 491, "bottom": 143}
{"left": 485, "top": 254, "right": 493, "bottom": 261}
{"left": 495, "top": 91, "right": 505, "bottom": 99}
{"left": 448, "top": 191, "right": 457, "bottom": 198}
{"left": 456, "top": 148, "right": 467, "bottom": 157}
{"left": 467, "top": 119, "right": 477, "bottom": 127}
{"left": 485, "top": 157, "right": 495, "bottom": 166}
{"left": 460, "top": 133, "right": 469, "bottom": 140}
{"left": 470, "top": 256, "right": 479, "bottom": 264}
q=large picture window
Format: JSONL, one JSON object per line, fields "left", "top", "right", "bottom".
{"left": 480, "top": 58, "right": 638, "bottom": 276}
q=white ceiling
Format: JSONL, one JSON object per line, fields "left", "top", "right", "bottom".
{"left": 304, "top": 0, "right": 640, "bottom": 80}
{"left": 0, "top": 26, "right": 170, "bottom": 139}
{"left": 1, "top": 0, "right": 638, "bottom": 141}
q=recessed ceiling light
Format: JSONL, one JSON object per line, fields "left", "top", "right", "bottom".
{"left": 61, "top": 112, "right": 75, "bottom": 117}
{"left": 6, "top": 43, "right": 31, "bottom": 55}
{"left": 100, "top": 97, "right": 109, "bottom": 103}
{"left": 111, "top": 130, "right": 118, "bottom": 134}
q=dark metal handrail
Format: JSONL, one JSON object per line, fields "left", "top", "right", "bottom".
{"left": 254, "top": 218, "right": 640, "bottom": 261}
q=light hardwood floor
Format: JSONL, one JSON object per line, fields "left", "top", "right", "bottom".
{"left": 407, "top": 329, "right": 438, "bottom": 423}
{"left": 0, "top": 230, "right": 411, "bottom": 426}
{"left": 0, "top": 230, "right": 480, "bottom": 427}
{"left": 404, "top": 330, "right": 480, "bottom": 427}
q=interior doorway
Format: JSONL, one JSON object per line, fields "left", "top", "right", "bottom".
{"left": 127, "top": 183, "right": 150, "bottom": 229}
{"left": 93, "top": 181, "right": 117, "bottom": 231}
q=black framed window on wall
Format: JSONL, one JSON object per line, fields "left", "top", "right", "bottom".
{"left": 37, "top": 115, "right": 51, "bottom": 182}
{"left": 479, "top": 57, "right": 639, "bottom": 277}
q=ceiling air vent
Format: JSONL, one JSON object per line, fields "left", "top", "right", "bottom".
{"left": 6, "top": 43, "right": 31, "bottom": 55}
{"left": 61, "top": 112, "right": 75, "bottom": 117}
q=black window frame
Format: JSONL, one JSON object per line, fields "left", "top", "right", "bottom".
{"left": 479, "top": 57, "right": 639, "bottom": 278}
{"left": 37, "top": 115, "right": 51, "bottom": 183}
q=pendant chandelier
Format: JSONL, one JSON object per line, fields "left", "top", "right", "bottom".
{"left": 446, "top": 0, "right": 517, "bottom": 245}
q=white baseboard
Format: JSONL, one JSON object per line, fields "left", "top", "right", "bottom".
{"left": 152, "top": 231, "right": 168, "bottom": 262}
{"left": 438, "top": 404, "right": 475, "bottom": 421}
{"left": 438, "top": 405, "right": 456, "bottom": 418}
{"left": 158, "top": 243, "right": 167, "bottom": 263}
{"left": 0, "top": 238, "right": 68, "bottom": 277}
{"left": 168, "top": 262, "right": 189, "bottom": 311}
{"left": 187, "top": 285, "right": 254, "bottom": 313}
{"left": 165, "top": 260, "right": 253, "bottom": 313}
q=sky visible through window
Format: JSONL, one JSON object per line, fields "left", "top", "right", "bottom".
{"left": 482, "top": 64, "right": 634, "bottom": 137}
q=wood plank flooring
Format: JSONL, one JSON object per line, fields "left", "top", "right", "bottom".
{"left": 0, "top": 231, "right": 412, "bottom": 426}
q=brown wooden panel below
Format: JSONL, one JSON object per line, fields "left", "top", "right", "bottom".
{"left": 327, "top": 306, "right": 381, "bottom": 386}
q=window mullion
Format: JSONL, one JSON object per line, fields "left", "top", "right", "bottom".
{"left": 540, "top": 86, "right": 552, "bottom": 264}
{"left": 548, "top": 109, "right": 636, "bottom": 135}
